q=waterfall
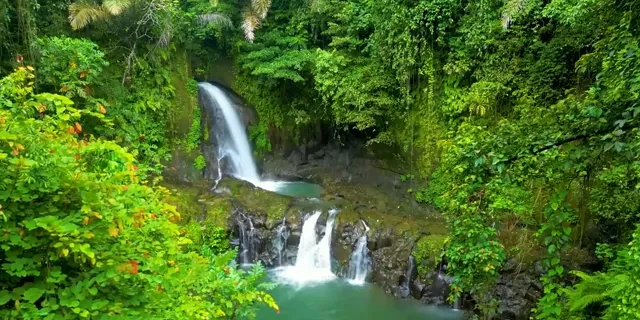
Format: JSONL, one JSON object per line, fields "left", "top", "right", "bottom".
{"left": 274, "top": 210, "right": 337, "bottom": 285}
{"left": 199, "top": 83, "right": 260, "bottom": 182}
{"left": 347, "top": 220, "right": 370, "bottom": 285}
{"left": 404, "top": 256, "right": 416, "bottom": 288}
{"left": 294, "top": 211, "right": 322, "bottom": 269}
{"left": 212, "top": 156, "right": 223, "bottom": 190}
{"left": 236, "top": 213, "right": 256, "bottom": 265}
{"left": 314, "top": 209, "right": 337, "bottom": 270}
{"left": 273, "top": 217, "right": 289, "bottom": 266}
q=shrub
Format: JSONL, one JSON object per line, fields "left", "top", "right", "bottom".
{"left": 0, "top": 67, "right": 277, "bottom": 319}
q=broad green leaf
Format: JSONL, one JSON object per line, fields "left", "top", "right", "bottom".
{"left": 23, "top": 287, "right": 45, "bottom": 303}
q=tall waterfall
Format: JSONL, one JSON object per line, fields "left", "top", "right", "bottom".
{"left": 199, "top": 82, "right": 323, "bottom": 198}
{"left": 347, "top": 220, "right": 370, "bottom": 285}
{"left": 274, "top": 210, "right": 337, "bottom": 285}
{"left": 199, "top": 83, "right": 260, "bottom": 183}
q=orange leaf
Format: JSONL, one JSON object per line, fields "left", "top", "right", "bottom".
{"left": 130, "top": 260, "right": 139, "bottom": 274}
{"left": 98, "top": 104, "right": 107, "bottom": 114}
{"left": 67, "top": 127, "right": 75, "bottom": 134}
{"left": 74, "top": 122, "right": 82, "bottom": 133}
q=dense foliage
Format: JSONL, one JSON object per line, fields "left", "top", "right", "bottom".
{"left": 231, "top": 0, "right": 640, "bottom": 318}
{"left": 0, "top": 67, "right": 277, "bottom": 318}
{"left": 0, "top": 1, "right": 280, "bottom": 319}
{"left": 2, "top": 0, "right": 640, "bottom": 318}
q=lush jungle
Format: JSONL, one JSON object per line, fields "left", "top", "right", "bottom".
{"left": 1, "top": 0, "right": 639, "bottom": 319}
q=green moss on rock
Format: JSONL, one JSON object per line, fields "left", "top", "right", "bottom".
{"left": 218, "top": 178, "right": 292, "bottom": 226}
{"left": 413, "top": 234, "right": 448, "bottom": 277}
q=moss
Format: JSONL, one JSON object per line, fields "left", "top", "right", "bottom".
{"left": 413, "top": 234, "right": 448, "bottom": 277}
{"left": 201, "top": 197, "right": 233, "bottom": 228}
{"left": 322, "top": 180, "right": 447, "bottom": 238}
{"left": 161, "top": 183, "right": 203, "bottom": 220}
{"left": 162, "top": 182, "right": 233, "bottom": 254}
{"left": 218, "top": 178, "right": 291, "bottom": 225}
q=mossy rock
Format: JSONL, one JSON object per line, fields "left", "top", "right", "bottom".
{"left": 161, "top": 181, "right": 234, "bottom": 253}
{"left": 413, "top": 234, "right": 448, "bottom": 277}
{"left": 322, "top": 180, "right": 447, "bottom": 238}
{"left": 217, "top": 178, "right": 292, "bottom": 226}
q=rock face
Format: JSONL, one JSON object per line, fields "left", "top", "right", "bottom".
{"left": 487, "top": 260, "right": 544, "bottom": 320}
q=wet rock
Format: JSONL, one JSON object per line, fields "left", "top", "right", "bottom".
{"left": 489, "top": 270, "right": 543, "bottom": 320}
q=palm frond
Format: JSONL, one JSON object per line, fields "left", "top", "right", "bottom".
{"left": 198, "top": 13, "right": 232, "bottom": 28}
{"left": 251, "top": 0, "right": 272, "bottom": 19}
{"left": 69, "top": 2, "right": 108, "bottom": 30}
{"left": 242, "top": 10, "right": 261, "bottom": 42}
{"left": 103, "top": 0, "right": 132, "bottom": 16}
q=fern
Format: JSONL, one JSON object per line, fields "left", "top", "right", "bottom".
{"left": 565, "top": 271, "right": 609, "bottom": 312}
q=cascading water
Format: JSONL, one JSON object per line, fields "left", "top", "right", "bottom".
{"left": 199, "top": 83, "right": 260, "bottom": 182}
{"left": 274, "top": 210, "right": 337, "bottom": 285}
{"left": 347, "top": 220, "right": 370, "bottom": 285}
{"left": 273, "top": 217, "right": 289, "bottom": 266}
{"left": 294, "top": 211, "right": 322, "bottom": 269}
{"left": 198, "top": 82, "right": 322, "bottom": 198}
{"left": 314, "top": 209, "right": 337, "bottom": 270}
{"left": 236, "top": 213, "right": 256, "bottom": 265}
{"left": 212, "top": 156, "right": 223, "bottom": 190}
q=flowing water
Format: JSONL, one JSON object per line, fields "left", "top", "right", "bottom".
{"left": 274, "top": 211, "right": 336, "bottom": 284}
{"left": 200, "top": 81, "right": 460, "bottom": 318}
{"left": 198, "top": 83, "right": 322, "bottom": 198}
{"left": 236, "top": 213, "right": 256, "bottom": 265}
{"left": 347, "top": 220, "right": 370, "bottom": 285}
{"left": 273, "top": 217, "right": 289, "bottom": 266}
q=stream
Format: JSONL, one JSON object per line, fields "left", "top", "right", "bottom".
{"left": 200, "top": 82, "right": 462, "bottom": 319}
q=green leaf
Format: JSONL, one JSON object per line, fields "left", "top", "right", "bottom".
{"left": 91, "top": 299, "right": 109, "bottom": 310}
{"left": 0, "top": 290, "right": 11, "bottom": 306}
{"left": 23, "top": 287, "right": 45, "bottom": 303}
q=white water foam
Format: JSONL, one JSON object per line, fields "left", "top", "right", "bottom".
{"left": 272, "top": 210, "right": 338, "bottom": 286}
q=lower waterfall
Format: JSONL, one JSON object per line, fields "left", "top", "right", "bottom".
{"left": 274, "top": 210, "right": 337, "bottom": 285}
{"left": 347, "top": 220, "right": 370, "bottom": 285}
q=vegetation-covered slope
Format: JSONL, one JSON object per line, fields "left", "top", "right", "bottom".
{"left": 1, "top": 0, "right": 640, "bottom": 319}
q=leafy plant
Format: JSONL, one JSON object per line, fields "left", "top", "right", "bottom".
{"left": 0, "top": 67, "right": 278, "bottom": 319}
{"left": 37, "top": 36, "right": 108, "bottom": 99}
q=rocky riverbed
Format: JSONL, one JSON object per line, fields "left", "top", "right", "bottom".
{"left": 163, "top": 146, "right": 545, "bottom": 319}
